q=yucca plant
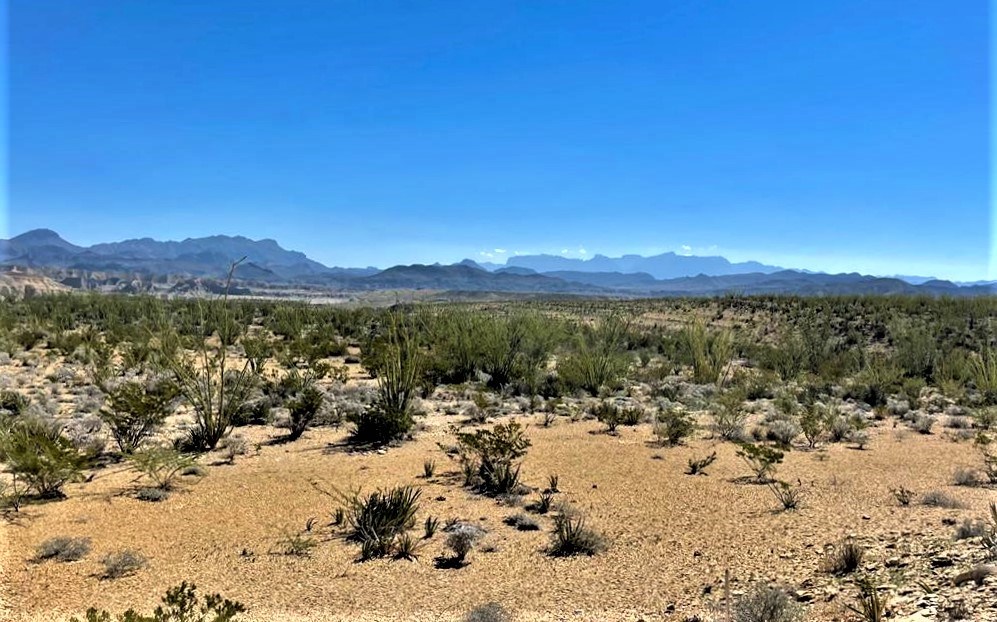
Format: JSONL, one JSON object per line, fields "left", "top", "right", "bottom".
{"left": 339, "top": 485, "right": 421, "bottom": 560}
{"left": 845, "top": 576, "right": 889, "bottom": 622}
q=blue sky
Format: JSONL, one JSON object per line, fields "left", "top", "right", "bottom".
{"left": 7, "top": 1, "right": 990, "bottom": 279}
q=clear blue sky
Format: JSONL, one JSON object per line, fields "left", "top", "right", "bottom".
{"left": 7, "top": 1, "right": 990, "bottom": 279}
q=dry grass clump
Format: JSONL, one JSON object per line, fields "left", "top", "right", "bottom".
{"left": 821, "top": 538, "right": 864, "bottom": 575}
{"left": 547, "top": 507, "right": 606, "bottom": 557}
{"left": 100, "top": 549, "right": 147, "bottom": 579}
{"left": 35, "top": 536, "right": 91, "bottom": 562}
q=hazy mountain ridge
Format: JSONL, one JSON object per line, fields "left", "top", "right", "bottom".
{"left": 504, "top": 252, "right": 782, "bottom": 279}
{"left": 0, "top": 229, "right": 989, "bottom": 297}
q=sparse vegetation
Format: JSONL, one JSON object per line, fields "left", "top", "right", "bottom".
{"left": 100, "top": 549, "right": 147, "bottom": 579}
{"left": 35, "top": 536, "right": 92, "bottom": 562}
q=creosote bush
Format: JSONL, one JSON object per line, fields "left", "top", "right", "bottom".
{"left": 653, "top": 407, "right": 695, "bottom": 446}
{"left": 454, "top": 421, "right": 531, "bottom": 495}
{"left": 129, "top": 446, "right": 196, "bottom": 490}
{"left": 100, "top": 378, "right": 178, "bottom": 453}
{"left": 0, "top": 417, "right": 85, "bottom": 498}
{"left": 71, "top": 581, "right": 244, "bottom": 622}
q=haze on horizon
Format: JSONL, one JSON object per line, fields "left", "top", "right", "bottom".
{"left": 6, "top": 1, "right": 990, "bottom": 281}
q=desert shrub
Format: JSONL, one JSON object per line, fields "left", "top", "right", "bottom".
{"left": 240, "top": 334, "right": 274, "bottom": 375}
{"left": 953, "top": 468, "right": 980, "bottom": 487}
{"left": 439, "top": 524, "right": 481, "bottom": 567}
{"left": 799, "top": 403, "right": 832, "bottom": 448}
{"left": 454, "top": 421, "right": 531, "bottom": 495}
{"left": 423, "top": 459, "right": 436, "bottom": 478}
{"left": 217, "top": 436, "right": 247, "bottom": 464}
{"left": 14, "top": 327, "right": 46, "bottom": 351}
{"left": 593, "top": 400, "right": 640, "bottom": 432}
{"left": 767, "top": 480, "right": 803, "bottom": 511}
{"left": 35, "top": 536, "right": 91, "bottom": 562}
{"left": 736, "top": 443, "right": 784, "bottom": 483}
{"left": 981, "top": 501, "right": 997, "bottom": 560}
{"left": 954, "top": 518, "right": 988, "bottom": 540}
{"left": 528, "top": 490, "right": 555, "bottom": 514}
{"left": 890, "top": 486, "right": 915, "bottom": 506}
{"left": 283, "top": 382, "right": 324, "bottom": 441}
{"left": 765, "top": 418, "right": 800, "bottom": 448}
{"left": 975, "top": 433, "right": 997, "bottom": 485}
{"left": 100, "top": 378, "right": 179, "bottom": 453}
{"left": 686, "top": 451, "right": 717, "bottom": 475}
{"left": 101, "top": 549, "right": 147, "bottom": 579}
{"left": 276, "top": 528, "right": 318, "bottom": 557}
{"left": 548, "top": 509, "right": 606, "bottom": 557}
{"left": 557, "top": 315, "right": 631, "bottom": 395}
{"left": 463, "top": 602, "right": 511, "bottom": 622}
{"left": 732, "top": 583, "right": 802, "bottom": 622}
{"left": 477, "top": 312, "right": 558, "bottom": 391}
{"left": 911, "top": 413, "right": 935, "bottom": 435}
{"left": 711, "top": 388, "right": 747, "bottom": 440}
{"left": 447, "top": 530, "right": 474, "bottom": 560}
{"left": 920, "top": 490, "right": 966, "bottom": 509}
{"left": 546, "top": 473, "right": 559, "bottom": 493}
{"left": 653, "top": 407, "right": 695, "bottom": 446}
{"left": 684, "top": 321, "right": 733, "bottom": 385}
{"left": 0, "top": 417, "right": 85, "bottom": 498}
{"left": 891, "top": 321, "right": 939, "bottom": 381}
{"left": 351, "top": 314, "right": 422, "bottom": 445}
{"left": 129, "top": 446, "right": 196, "bottom": 490}
{"left": 822, "top": 538, "right": 864, "bottom": 575}
{"left": 71, "top": 581, "right": 244, "bottom": 622}
{"left": 339, "top": 485, "right": 420, "bottom": 560}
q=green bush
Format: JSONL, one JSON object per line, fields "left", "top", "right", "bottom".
{"left": 736, "top": 442, "right": 784, "bottom": 483}
{"left": 128, "top": 446, "right": 196, "bottom": 490}
{"left": 557, "top": 315, "right": 631, "bottom": 395}
{"left": 100, "top": 379, "right": 179, "bottom": 452}
{"left": 71, "top": 581, "right": 244, "bottom": 622}
{"left": 455, "top": 421, "right": 531, "bottom": 494}
{"left": 683, "top": 321, "right": 733, "bottom": 385}
{"left": 711, "top": 388, "right": 747, "bottom": 441}
{"left": 653, "top": 407, "right": 695, "bottom": 446}
{"left": 283, "top": 381, "right": 324, "bottom": 441}
{"left": 0, "top": 418, "right": 85, "bottom": 498}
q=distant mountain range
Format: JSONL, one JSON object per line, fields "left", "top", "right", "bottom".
{"left": 1, "top": 229, "right": 992, "bottom": 297}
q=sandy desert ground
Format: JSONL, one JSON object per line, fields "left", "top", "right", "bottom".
{"left": 3, "top": 361, "right": 996, "bottom": 621}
